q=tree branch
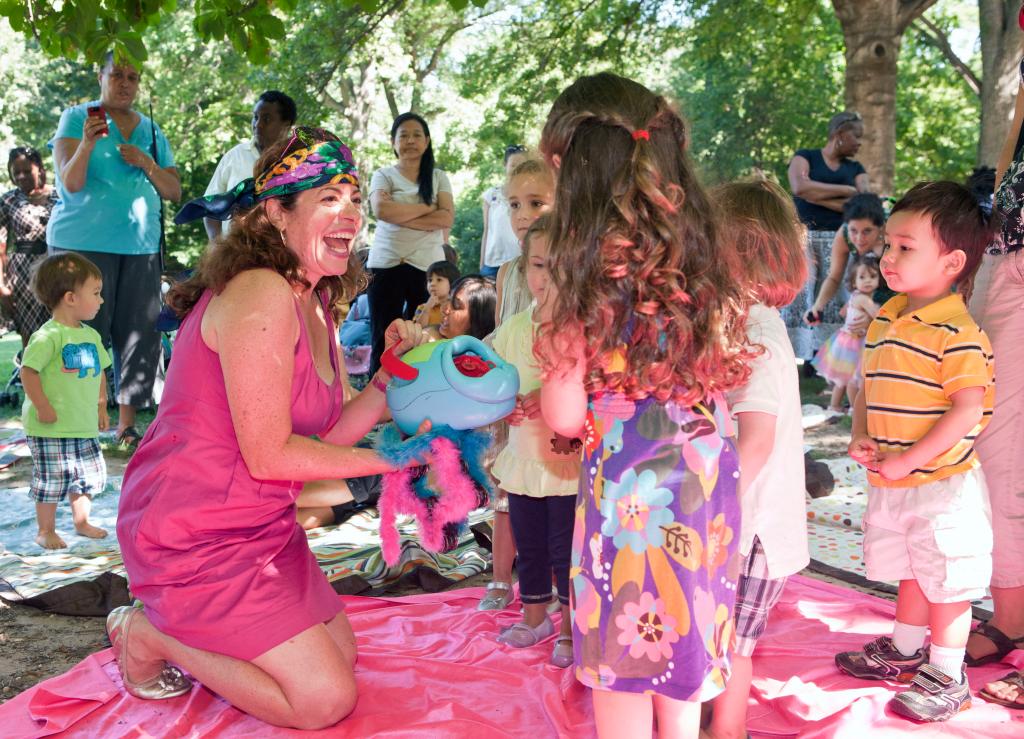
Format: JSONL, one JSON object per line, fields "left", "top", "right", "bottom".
{"left": 912, "top": 16, "right": 982, "bottom": 96}
{"left": 897, "top": 0, "right": 939, "bottom": 32}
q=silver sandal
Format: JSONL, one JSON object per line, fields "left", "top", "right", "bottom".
{"left": 477, "top": 581, "right": 513, "bottom": 611}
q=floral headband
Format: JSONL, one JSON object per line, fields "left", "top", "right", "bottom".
{"left": 174, "top": 128, "right": 359, "bottom": 224}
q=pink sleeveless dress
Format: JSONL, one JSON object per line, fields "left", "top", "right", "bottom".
{"left": 117, "top": 288, "right": 345, "bottom": 661}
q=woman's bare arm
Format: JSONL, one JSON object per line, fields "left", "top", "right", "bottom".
{"left": 206, "top": 269, "right": 399, "bottom": 480}
{"left": 370, "top": 188, "right": 432, "bottom": 225}
{"left": 787, "top": 155, "right": 858, "bottom": 203}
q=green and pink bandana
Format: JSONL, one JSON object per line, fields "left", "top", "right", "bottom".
{"left": 175, "top": 127, "right": 359, "bottom": 224}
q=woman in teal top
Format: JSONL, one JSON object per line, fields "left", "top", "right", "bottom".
{"left": 47, "top": 52, "right": 180, "bottom": 445}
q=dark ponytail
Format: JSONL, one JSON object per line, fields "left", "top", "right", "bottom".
{"left": 390, "top": 112, "right": 436, "bottom": 205}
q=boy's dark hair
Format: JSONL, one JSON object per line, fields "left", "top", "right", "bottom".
{"left": 257, "top": 90, "right": 297, "bottom": 125}
{"left": 31, "top": 253, "right": 103, "bottom": 310}
{"left": 890, "top": 181, "right": 994, "bottom": 281}
{"left": 842, "top": 192, "right": 885, "bottom": 227}
{"left": 426, "top": 260, "right": 460, "bottom": 285}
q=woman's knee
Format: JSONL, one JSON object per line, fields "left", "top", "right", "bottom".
{"left": 289, "top": 682, "right": 358, "bottom": 730}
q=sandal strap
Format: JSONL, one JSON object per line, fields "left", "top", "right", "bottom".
{"left": 972, "top": 622, "right": 1020, "bottom": 655}
{"left": 993, "top": 670, "right": 1024, "bottom": 691}
{"left": 486, "top": 582, "right": 511, "bottom": 591}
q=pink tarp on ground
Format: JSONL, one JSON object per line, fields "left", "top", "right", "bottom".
{"left": 2, "top": 577, "right": 1023, "bottom": 738}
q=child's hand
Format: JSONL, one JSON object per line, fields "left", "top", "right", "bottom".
{"left": 37, "top": 405, "right": 57, "bottom": 424}
{"left": 98, "top": 403, "right": 109, "bottom": 432}
{"left": 505, "top": 397, "right": 527, "bottom": 426}
{"left": 875, "top": 451, "right": 915, "bottom": 482}
{"left": 848, "top": 434, "right": 878, "bottom": 469}
{"left": 518, "top": 390, "right": 542, "bottom": 421}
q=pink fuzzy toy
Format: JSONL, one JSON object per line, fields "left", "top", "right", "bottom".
{"left": 378, "top": 436, "right": 486, "bottom": 565}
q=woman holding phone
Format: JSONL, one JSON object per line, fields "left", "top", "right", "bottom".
{"left": 47, "top": 52, "right": 179, "bottom": 446}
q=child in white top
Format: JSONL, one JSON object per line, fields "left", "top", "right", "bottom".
{"left": 710, "top": 180, "right": 811, "bottom": 739}
{"left": 478, "top": 158, "right": 556, "bottom": 612}
{"left": 491, "top": 215, "right": 580, "bottom": 667}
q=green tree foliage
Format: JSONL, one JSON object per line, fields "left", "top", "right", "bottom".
{"left": 673, "top": 0, "right": 846, "bottom": 186}
{"left": 896, "top": 3, "right": 981, "bottom": 188}
{"left": 673, "top": 0, "right": 978, "bottom": 195}
{"left": 0, "top": 0, "right": 984, "bottom": 270}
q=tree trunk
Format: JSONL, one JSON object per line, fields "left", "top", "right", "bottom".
{"left": 831, "top": 0, "right": 938, "bottom": 195}
{"left": 979, "top": 0, "right": 1023, "bottom": 166}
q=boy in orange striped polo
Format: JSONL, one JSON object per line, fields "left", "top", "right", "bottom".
{"left": 835, "top": 182, "right": 995, "bottom": 723}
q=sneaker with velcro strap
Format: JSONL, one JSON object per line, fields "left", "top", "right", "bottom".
{"left": 835, "top": 636, "right": 928, "bottom": 683}
{"left": 889, "top": 663, "right": 971, "bottom": 722}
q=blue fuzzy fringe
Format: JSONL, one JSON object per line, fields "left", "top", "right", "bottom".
{"left": 374, "top": 424, "right": 494, "bottom": 501}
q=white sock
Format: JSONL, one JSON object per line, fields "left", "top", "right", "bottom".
{"left": 929, "top": 643, "right": 966, "bottom": 682}
{"left": 891, "top": 621, "right": 928, "bottom": 656}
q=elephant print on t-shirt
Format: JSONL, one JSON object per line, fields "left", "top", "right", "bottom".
{"left": 62, "top": 342, "right": 102, "bottom": 378}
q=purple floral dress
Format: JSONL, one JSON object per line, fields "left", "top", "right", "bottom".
{"left": 571, "top": 392, "right": 740, "bottom": 701}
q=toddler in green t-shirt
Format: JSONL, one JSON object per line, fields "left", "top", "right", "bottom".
{"left": 22, "top": 253, "right": 111, "bottom": 549}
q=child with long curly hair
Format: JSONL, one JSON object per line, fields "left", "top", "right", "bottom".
{"left": 536, "top": 73, "right": 754, "bottom": 738}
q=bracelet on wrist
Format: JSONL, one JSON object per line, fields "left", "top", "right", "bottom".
{"left": 370, "top": 372, "right": 390, "bottom": 394}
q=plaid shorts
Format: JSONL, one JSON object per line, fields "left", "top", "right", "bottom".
{"left": 734, "top": 536, "right": 788, "bottom": 657}
{"left": 27, "top": 436, "right": 106, "bottom": 504}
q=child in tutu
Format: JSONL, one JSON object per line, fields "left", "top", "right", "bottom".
{"left": 813, "top": 255, "right": 881, "bottom": 414}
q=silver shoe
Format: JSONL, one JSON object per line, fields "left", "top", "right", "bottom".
{"left": 106, "top": 605, "right": 193, "bottom": 700}
{"left": 550, "top": 636, "right": 574, "bottom": 668}
{"left": 477, "top": 581, "right": 513, "bottom": 611}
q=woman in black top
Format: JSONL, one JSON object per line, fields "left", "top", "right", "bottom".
{"left": 783, "top": 112, "right": 870, "bottom": 359}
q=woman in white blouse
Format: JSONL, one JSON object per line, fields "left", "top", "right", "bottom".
{"left": 367, "top": 113, "right": 454, "bottom": 374}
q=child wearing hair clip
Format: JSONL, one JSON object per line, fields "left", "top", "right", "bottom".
{"left": 538, "top": 73, "right": 752, "bottom": 738}
{"left": 812, "top": 255, "right": 882, "bottom": 415}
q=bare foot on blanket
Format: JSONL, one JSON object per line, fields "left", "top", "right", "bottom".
{"left": 36, "top": 530, "right": 67, "bottom": 549}
{"left": 75, "top": 522, "right": 108, "bottom": 539}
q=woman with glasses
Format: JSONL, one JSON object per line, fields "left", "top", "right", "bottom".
{"left": 46, "top": 52, "right": 180, "bottom": 446}
{"left": 0, "top": 147, "right": 57, "bottom": 345}
{"left": 366, "top": 113, "right": 454, "bottom": 375}
{"left": 784, "top": 111, "right": 871, "bottom": 361}
{"left": 479, "top": 145, "right": 528, "bottom": 279}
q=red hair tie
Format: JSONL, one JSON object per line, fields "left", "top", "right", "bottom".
{"left": 632, "top": 129, "right": 650, "bottom": 141}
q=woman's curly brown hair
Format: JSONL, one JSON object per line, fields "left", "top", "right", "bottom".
{"left": 536, "top": 73, "right": 753, "bottom": 404}
{"left": 168, "top": 127, "right": 368, "bottom": 323}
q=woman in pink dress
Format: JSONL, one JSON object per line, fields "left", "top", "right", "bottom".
{"left": 109, "top": 127, "right": 428, "bottom": 730}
